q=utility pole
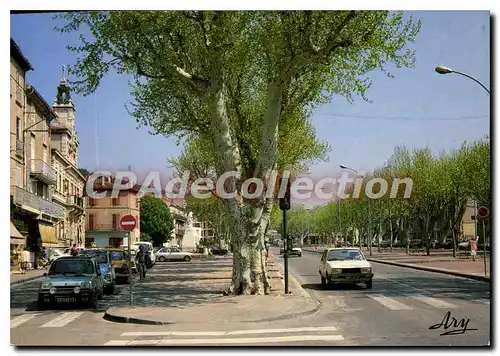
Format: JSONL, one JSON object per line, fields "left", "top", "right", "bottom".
{"left": 367, "top": 198, "right": 372, "bottom": 256}
{"left": 389, "top": 205, "right": 393, "bottom": 252}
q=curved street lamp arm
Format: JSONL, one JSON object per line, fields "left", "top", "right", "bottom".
{"left": 453, "top": 70, "right": 491, "bottom": 95}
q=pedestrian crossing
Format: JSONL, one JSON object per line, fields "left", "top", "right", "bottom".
{"left": 11, "top": 311, "right": 86, "bottom": 329}
{"left": 9, "top": 294, "right": 490, "bottom": 331}
{"left": 104, "top": 326, "right": 345, "bottom": 346}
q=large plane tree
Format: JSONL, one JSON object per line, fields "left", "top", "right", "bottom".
{"left": 57, "top": 10, "right": 420, "bottom": 295}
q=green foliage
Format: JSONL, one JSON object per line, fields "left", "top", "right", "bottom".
{"left": 56, "top": 10, "right": 420, "bottom": 178}
{"left": 139, "top": 196, "right": 175, "bottom": 247}
{"left": 305, "top": 138, "right": 490, "bottom": 251}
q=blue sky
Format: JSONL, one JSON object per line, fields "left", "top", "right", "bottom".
{"left": 10, "top": 11, "right": 490, "bottom": 181}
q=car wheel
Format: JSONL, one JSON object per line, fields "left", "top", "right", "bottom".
{"left": 365, "top": 279, "right": 373, "bottom": 289}
{"left": 88, "top": 291, "right": 98, "bottom": 309}
{"left": 105, "top": 282, "right": 115, "bottom": 295}
{"left": 183, "top": 255, "right": 192, "bottom": 262}
{"left": 37, "top": 297, "right": 47, "bottom": 310}
{"left": 159, "top": 256, "right": 167, "bottom": 262}
{"left": 298, "top": 253, "right": 302, "bottom": 257}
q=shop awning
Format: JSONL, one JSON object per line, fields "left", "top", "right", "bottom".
{"left": 10, "top": 222, "right": 25, "bottom": 244}
{"left": 39, "top": 223, "right": 58, "bottom": 246}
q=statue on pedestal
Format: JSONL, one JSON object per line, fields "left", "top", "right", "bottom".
{"left": 187, "top": 212, "right": 194, "bottom": 228}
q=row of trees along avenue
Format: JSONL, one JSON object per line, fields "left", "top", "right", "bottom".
{"left": 58, "top": 11, "right": 421, "bottom": 295}
{"left": 270, "top": 138, "right": 490, "bottom": 258}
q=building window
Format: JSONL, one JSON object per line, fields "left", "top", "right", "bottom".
{"left": 112, "top": 214, "right": 118, "bottom": 229}
{"left": 16, "top": 117, "right": 21, "bottom": 140}
{"left": 89, "top": 197, "right": 95, "bottom": 207}
{"left": 88, "top": 214, "right": 94, "bottom": 230}
{"left": 85, "top": 238, "right": 94, "bottom": 248}
{"left": 15, "top": 68, "right": 23, "bottom": 103}
{"left": 112, "top": 198, "right": 118, "bottom": 206}
{"left": 42, "top": 145, "right": 48, "bottom": 163}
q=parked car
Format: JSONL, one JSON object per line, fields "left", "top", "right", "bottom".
{"left": 63, "top": 247, "right": 85, "bottom": 256}
{"left": 109, "top": 249, "right": 132, "bottom": 284}
{"left": 318, "top": 248, "right": 373, "bottom": 289}
{"left": 119, "top": 245, "right": 138, "bottom": 273}
{"left": 280, "top": 247, "right": 302, "bottom": 257}
{"left": 155, "top": 247, "right": 193, "bottom": 262}
{"left": 38, "top": 256, "right": 104, "bottom": 309}
{"left": 47, "top": 248, "right": 69, "bottom": 262}
{"left": 81, "top": 249, "right": 116, "bottom": 294}
{"left": 210, "top": 245, "right": 229, "bottom": 255}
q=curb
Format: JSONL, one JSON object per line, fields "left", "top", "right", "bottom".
{"left": 103, "top": 299, "right": 321, "bottom": 325}
{"left": 103, "top": 310, "right": 176, "bottom": 325}
{"left": 367, "top": 258, "right": 491, "bottom": 282}
{"left": 10, "top": 275, "right": 44, "bottom": 286}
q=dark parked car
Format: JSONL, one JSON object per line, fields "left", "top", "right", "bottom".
{"left": 38, "top": 256, "right": 104, "bottom": 309}
{"left": 210, "top": 246, "right": 229, "bottom": 255}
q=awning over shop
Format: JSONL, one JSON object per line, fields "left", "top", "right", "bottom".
{"left": 39, "top": 223, "right": 58, "bottom": 246}
{"left": 10, "top": 222, "right": 25, "bottom": 245}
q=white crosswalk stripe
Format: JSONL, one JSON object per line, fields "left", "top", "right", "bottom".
{"left": 11, "top": 314, "right": 39, "bottom": 329}
{"left": 122, "top": 326, "right": 339, "bottom": 337}
{"left": 40, "top": 312, "right": 84, "bottom": 328}
{"left": 368, "top": 294, "right": 413, "bottom": 310}
{"left": 105, "top": 326, "right": 345, "bottom": 346}
{"left": 412, "top": 295, "right": 459, "bottom": 309}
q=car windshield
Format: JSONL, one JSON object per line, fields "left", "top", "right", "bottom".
{"left": 81, "top": 250, "right": 108, "bottom": 264}
{"left": 49, "top": 259, "right": 95, "bottom": 275}
{"left": 110, "top": 251, "right": 125, "bottom": 261}
{"left": 327, "top": 250, "right": 364, "bottom": 261}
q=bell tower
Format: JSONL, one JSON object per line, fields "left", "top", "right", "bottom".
{"left": 51, "top": 65, "right": 79, "bottom": 166}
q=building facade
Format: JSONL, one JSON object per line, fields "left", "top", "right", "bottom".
{"left": 84, "top": 177, "right": 141, "bottom": 248}
{"left": 10, "top": 38, "right": 65, "bottom": 257}
{"left": 50, "top": 75, "right": 86, "bottom": 247}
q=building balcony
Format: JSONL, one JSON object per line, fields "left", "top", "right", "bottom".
{"left": 11, "top": 185, "right": 65, "bottom": 220}
{"left": 15, "top": 138, "right": 24, "bottom": 158}
{"left": 86, "top": 223, "right": 119, "bottom": 232}
{"left": 67, "top": 195, "right": 84, "bottom": 210}
{"left": 30, "top": 159, "right": 56, "bottom": 185}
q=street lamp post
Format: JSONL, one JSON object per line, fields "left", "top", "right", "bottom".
{"left": 435, "top": 65, "right": 490, "bottom": 95}
{"left": 340, "top": 165, "right": 372, "bottom": 256}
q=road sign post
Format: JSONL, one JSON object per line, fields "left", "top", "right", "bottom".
{"left": 120, "top": 215, "right": 137, "bottom": 307}
{"left": 279, "top": 177, "right": 291, "bottom": 295}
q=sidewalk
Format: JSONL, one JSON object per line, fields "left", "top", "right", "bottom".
{"left": 302, "top": 247, "right": 490, "bottom": 282}
{"left": 104, "top": 254, "right": 319, "bottom": 325}
{"left": 10, "top": 269, "right": 46, "bottom": 285}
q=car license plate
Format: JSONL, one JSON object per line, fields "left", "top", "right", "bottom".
{"left": 346, "top": 275, "right": 358, "bottom": 280}
{"left": 57, "top": 297, "right": 76, "bottom": 303}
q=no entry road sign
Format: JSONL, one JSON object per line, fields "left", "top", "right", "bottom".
{"left": 119, "top": 215, "right": 137, "bottom": 231}
{"left": 477, "top": 206, "right": 489, "bottom": 221}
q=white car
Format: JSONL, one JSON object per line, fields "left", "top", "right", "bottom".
{"left": 319, "top": 248, "right": 373, "bottom": 289}
{"left": 155, "top": 247, "right": 193, "bottom": 262}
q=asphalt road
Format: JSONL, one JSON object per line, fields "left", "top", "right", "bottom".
{"left": 10, "top": 252, "right": 491, "bottom": 347}
{"left": 275, "top": 248, "right": 491, "bottom": 346}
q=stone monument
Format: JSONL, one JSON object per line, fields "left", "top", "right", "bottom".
{"left": 182, "top": 212, "right": 201, "bottom": 251}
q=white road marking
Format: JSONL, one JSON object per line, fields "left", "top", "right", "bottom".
{"left": 11, "top": 314, "right": 39, "bottom": 329}
{"left": 477, "top": 299, "right": 490, "bottom": 305}
{"left": 105, "top": 335, "right": 344, "bottom": 346}
{"left": 412, "top": 295, "right": 458, "bottom": 309}
{"left": 40, "top": 312, "right": 84, "bottom": 328}
{"left": 121, "top": 326, "right": 338, "bottom": 337}
{"left": 368, "top": 294, "right": 413, "bottom": 310}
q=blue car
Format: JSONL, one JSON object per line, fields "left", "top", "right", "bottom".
{"left": 81, "top": 249, "right": 116, "bottom": 294}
